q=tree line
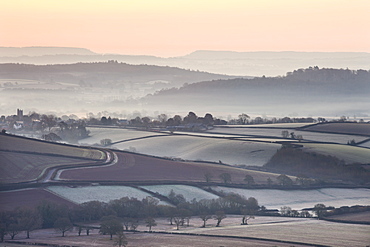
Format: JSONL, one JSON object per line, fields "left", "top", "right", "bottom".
{"left": 0, "top": 191, "right": 261, "bottom": 242}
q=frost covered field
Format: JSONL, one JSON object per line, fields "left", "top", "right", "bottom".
{"left": 79, "top": 127, "right": 167, "bottom": 145}
{"left": 141, "top": 184, "right": 219, "bottom": 201}
{"left": 46, "top": 186, "right": 169, "bottom": 205}
{"left": 113, "top": 135, "right": 280, "bottom": 166}
{"left": 209, "top": 127, "right": 368, "bottom": 144}
{"left": 180, "top": 217, "right": 370, "bottom": 247}
{"left": 302, "top": 143, "right": 370, "bottom": 164}
{"left": 212, "top": 187, "right": 370, "bottom": 210}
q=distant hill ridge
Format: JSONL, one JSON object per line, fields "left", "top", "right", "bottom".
{"left": 1, "top": 47, "right": 369, "bottom": 76}
{"left": 0, "top": 47, "right": 97, "bottom": 57}
{"left": 184, "top": 50, "right": 370, "bottom": 60}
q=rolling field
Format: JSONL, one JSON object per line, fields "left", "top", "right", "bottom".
{"left": 217, "top": 123, "right": 312, "bottom": 128}
{"left": 58, "top": 151, "right": 282, "bottom": 184}
{"left": 1, "top": 134, "right": 105, "bottom": 160}
{"left": 80, "top": 127, "right": 167, "bottom": 145}
{"left": 209, "top": 127, "right": 368, "bottom": 144}
{"left": 211, "top": 187, "right": 370, "bottom": 210}
{"left": 46, "top": 185, "right": 170, "bottom": 205}
{"left": 0, "top": 188, "right": 77, "bottom": 211}
{"left": 0, "top": 134, "right": 106, "bottom": 183}
{"left": 113, "top": 135, "right": 280, "bottom": 166}
{"left": 302, "top": 143, "right": 370, "bottom": 164}
{"left": 301, "top": 122, "right": 370, "bottom": 136}
{"left": 0, "top": 151, "right": 92, "bottom": 183}
{"left": 141, "top": 184, "right": 219, "bottom": 201}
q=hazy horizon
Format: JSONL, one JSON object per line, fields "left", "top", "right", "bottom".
{"left": 1, "top": 0, "right": 370, "bottom": 57}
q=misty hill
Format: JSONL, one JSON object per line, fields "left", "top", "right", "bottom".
{"left": 1, "top": 47, "right": 369, "bottom": 76}
{"left": 0, "top": 62, "right": 234, "bottom": 115}
{"left": 140, "top": 67, "right": 370, "bottom": 117}
{"left": 0, "top": 47, "right": 96, "bottom": 57}
{"left": 0, "top": 61, "right": 233, "bottom": 87}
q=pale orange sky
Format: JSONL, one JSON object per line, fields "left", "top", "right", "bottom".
{"left": 1, "top": 0, "right": 369, "bottom": 57}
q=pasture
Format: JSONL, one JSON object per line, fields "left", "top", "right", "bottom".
{"left": 302, "top": 143, "right": 370, "bottom": 164}
{"left": 301, "top": 122, "right": 370, "bottom": 136}
{"left": 212, "top": 187, "right": 370, "bottom": 210}
{"left": 46, "top": 185, "right": 170, "bottom": 205}
{"left": 79, "top": 127, "right": 167, "bottom": 145}
{"left": 209, "top": 127, "right": 368, "bottom": 144}
{"left": 112, "top": 135, "right": 280, "bottom": 166}
{"left": 141, "top": 184, "right": 219, "bottom": 201}
{"left": 179, "top": 216, "right": 370, "bottom": 247}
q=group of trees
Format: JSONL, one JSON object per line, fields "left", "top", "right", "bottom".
{"left": 228, "top": 114, "right": 316, "bottom": 125}
{"left": 0, "top": 191, "right": 261, "bottom": 242}
{"left": 265, "top": 145, "right": 370, "bottom": 185}
{"left": 2, "top": 191, "right": 359, "bottom": 243}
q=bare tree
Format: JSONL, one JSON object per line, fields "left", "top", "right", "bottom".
{"left": 213, "top": 211, "right": 226, "bottom": 227}
{"left": 199, "top": 213, "right": 212, "bottom": 228}
{"left": 219, "top": 173, "right": 231, "bottom": 184}
{"left": 113, "top": 231, "right": 128, "bottom": 247}
{"left": 243, "top": 174, "right": 255, "bottom": 185}
{"left": 54, "top": 218, "right": 73, "bottom": 237}
{"left": 145, "top": 217, "right": 157, "bottom": 232}
{"left": 204, "top": 172, "right": 213, "bottom": 183}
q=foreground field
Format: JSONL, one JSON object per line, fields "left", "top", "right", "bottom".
{"left": 1, "top": 231, "right": 310, "bottom": 247}
{"left": 179, "top": 216, "right": 370, "bottom": 247}
{"left": 3, "top": 216, "right": 369, "bottom": 247}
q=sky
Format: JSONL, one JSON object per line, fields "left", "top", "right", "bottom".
{"left": 1, "top": 0, "right": 369, "bottom": 57}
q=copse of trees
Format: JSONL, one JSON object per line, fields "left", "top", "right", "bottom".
{"left": 265, "top": 145, "right": 370, "bottom": 184}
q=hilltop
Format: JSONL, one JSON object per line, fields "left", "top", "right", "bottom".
{"left": 141, "top": 67, "right": 370, "bottom": 117}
